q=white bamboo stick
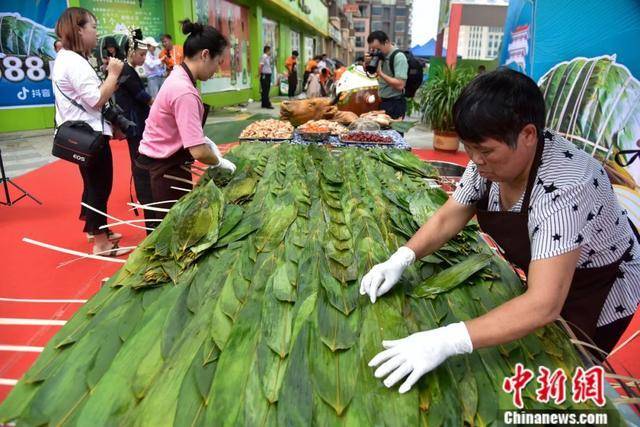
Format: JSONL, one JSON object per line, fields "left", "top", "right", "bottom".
{"left": 163, "top": 174, "right": 195, "bottom": 185}
{"left": 22, "top": 238, "right": 127, "bottom": 264}
{"left": 127, "top": 202, "right": 170, "bottom": 213}
{"left": 171, "top": 186, "right": 191, "bottom": 193}
{"left": 80, "top": 202, "right": 152, "bottom": 231}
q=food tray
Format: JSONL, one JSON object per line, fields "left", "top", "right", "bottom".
{"left": 238, "top": 136, "right": 292, "bottom": 142}
{"left": 291, "top": 130, "right": 410, "bottom": 150}
{"left": 295, "top": 130, "right": 331, "bottom": 142}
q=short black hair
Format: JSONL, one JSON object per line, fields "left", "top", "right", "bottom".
{"left": 452, "top": 68, "right": 545, "bottom": 148}
{"left": 161, "top": 34, "right": 172, "bottom": 40}
{"left": 180, "top": 19, "right": 228, "bottom": 58}
{"left": 355, "top": 55, "right": 364, "bottom": 62}
{"left": 292, "top": 50, "right": 298, "bottom": 56}
{"left": 263, "top": 45, "right": 271, "bottom": 53}
{"left": 367, "top": 31, "right": 389, "bottom": 44}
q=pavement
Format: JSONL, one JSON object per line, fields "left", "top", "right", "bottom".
{"left": 0, "top": 98, "right": 445, "bottom": 179}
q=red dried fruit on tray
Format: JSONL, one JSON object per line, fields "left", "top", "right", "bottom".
{"left": 340, "top": 131, "right": 394, "bottom": 144}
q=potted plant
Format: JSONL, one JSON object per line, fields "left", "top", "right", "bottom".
{"left": 419, "top": 65, "right": 475, "bottom": 151}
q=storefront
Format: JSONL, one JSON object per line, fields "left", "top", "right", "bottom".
{"left": 0, "top": 0, "right": 328, "bottom": 133}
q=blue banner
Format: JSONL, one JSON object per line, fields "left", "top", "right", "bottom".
{"left": 0, "top": 0, "right": 67, "bottom": 109}
{"left": 498, "top": 0, "right": 534, "bottom": 76}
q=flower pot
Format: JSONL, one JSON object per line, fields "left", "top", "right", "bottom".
{"left": 433, "top": 131, "right": 460, "bottom": 152}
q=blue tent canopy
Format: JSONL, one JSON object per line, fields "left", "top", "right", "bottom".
{"left": 411, "top": 38, "right": 446, "bottom": 58}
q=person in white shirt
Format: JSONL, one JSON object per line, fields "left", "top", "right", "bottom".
{"left": 259, "top": 45, "right": 273, "bottom": 109}
{"left": 52, "top": 7, "right": 131, "bottom": 257}
{"left": 142, "top": 36, "right": 165, "bottom": 98}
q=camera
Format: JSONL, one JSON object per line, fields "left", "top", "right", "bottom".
{"left": 102, "top": 73, "right": 136, "bottom": 134}
{"left": 103, "top": 103, "right": 136, "bottom": 134}
{"left": 366, "top": 49, "right": 386, "bottom": 75}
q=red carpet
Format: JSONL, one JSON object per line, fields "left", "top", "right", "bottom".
{"left": 0, "top": 142, "right": 637, "bottom": 406}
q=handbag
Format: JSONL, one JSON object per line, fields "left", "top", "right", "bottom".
{"left": 52, "top": 81, "right": 105, "bottom": 166}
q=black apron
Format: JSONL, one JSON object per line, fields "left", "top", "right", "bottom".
{"left": 476, "top": 137, "right": 633, "bottom": 354}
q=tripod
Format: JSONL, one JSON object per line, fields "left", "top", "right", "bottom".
{"left": 0, "top": 148, "right": 42, "bottom": 206}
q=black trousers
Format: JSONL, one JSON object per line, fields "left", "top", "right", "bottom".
{"left": 380, "top": 96, "right": 407, "bottom": 120}
{"left": 126, "top": 136, "right": 155, "bottom": 234}
{"left": 136, "top": 149, "right": 193, "bottom": 224}
{"left": 147, "top": 162, "right": 192, "bottom": 222}
{"left": 78, "top": 138, "right": 112, "bottom": 234}
{"left": 260, "top": 73, "right": 272, "bottom": 107}
{"left": 288, "top": 72, "right": 298, "bottom": 98}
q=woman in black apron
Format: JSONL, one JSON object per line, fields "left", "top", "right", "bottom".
{"left": 136, "top": 20, "right": 235, "bottom": 224}
{"left": 360, "top": 69, "right": 639, "bottom": 395}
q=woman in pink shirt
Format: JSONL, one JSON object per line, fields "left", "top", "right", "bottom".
{"left": 137, "top": 19, "right": 235, "bottom": 221}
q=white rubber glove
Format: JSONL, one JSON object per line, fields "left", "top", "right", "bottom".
{"left": 368, "top": 322, "right": 473, "bottom": 394}
{"left": 359, "top": 246, "right": 415, "bottom": 303}
{"left": 213, "top": 157, "right": 236, "bottom": 174}
{"left": 205, "top": 136, "right": 222, "bottom": 158}
{"left": 205, "top": 137, "right": 236, "bottom": 173}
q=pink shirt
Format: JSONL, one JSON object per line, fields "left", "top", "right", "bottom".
{"left": 139, "top": 65, "right": 205, "bottom": 159}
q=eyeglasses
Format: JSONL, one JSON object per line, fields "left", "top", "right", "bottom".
{"left": 614, "top": 150, "right": 640, "bottom": 167}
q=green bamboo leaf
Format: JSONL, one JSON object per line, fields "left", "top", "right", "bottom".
{"left": 218, "top": 204, "right": 244, "bottom": 238}
{"left": 205, "top": 298, "right": 262, "bottom": 426}
{"left": 272, "top": 262, "right": 297, "bottom": 303}
{"left": 317, "top": 292, "right": 359, "bottom": 352}
{"left": 411, "top": 253, "right": 492, "bottom": 299}
{"left": 277, "top": 324, "right": 313, "bottom": 426}
{"left": 319, "top": 261, "right": 358, "bottom": 316}
{"left": 309, "top": 325, "right": 358, "bottom": 416}
{"left": 261, "top": 286, "right": 293, "bottom": 358}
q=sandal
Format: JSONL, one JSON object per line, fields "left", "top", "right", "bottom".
{"left": 87, "top": 229, "right": 122, "bottom": 243}
{"left": 93, "top": 242, "right": 132, "bottom": 257}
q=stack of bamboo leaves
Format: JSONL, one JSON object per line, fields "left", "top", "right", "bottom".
{"left": 0, "top": 144, "right": 621, "bottom": 426}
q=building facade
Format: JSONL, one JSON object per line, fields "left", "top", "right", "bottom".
{"left": 354, "top": 1, "right": 371, "bottom": 59}
{"left": 326, "top": 0, "right": 357, "bottom": 65}
{"left": 444, "top": 24, "right": 504, "bottom": 60}
{"left": 435, "top": 0, "right": 508, "bottom": 66}
{"left": 0, "top": 0, "right": 331, "bottom": 132}
{"left": 369, "top": 0, "right": 412, "bottom": 50}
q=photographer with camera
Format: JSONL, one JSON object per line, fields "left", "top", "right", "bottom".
{"left": 53, "top": 7, "right": 131, "bottom": 257}
{"left": 365, "top": 31, "right": 409, "bottom": 120}
{"left": 114, "top": 29, "right": 155, "bottom": 234}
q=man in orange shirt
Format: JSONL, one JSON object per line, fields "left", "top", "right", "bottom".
{"left": 334, "top": 60, "right": 346, "bottom": 82}
{"left": 159, "top": 34, "right": 184, "bottom": 74}
{"left": 284, "top": 50, "right": 299, "bottom": 98}
{"left": 303, "top": 55, "right": 320, "bottom": 90}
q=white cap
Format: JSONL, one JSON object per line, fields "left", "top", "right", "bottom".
{"left": 142, "top": 36, "right": 159, "bottom": 47}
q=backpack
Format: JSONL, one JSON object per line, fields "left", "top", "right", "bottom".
{"left": 389, "top": 50, "right": 424, "bottom": 98}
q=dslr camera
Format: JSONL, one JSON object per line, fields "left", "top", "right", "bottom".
{"left": 366, "top": 49, "right": 386, "bottom": 75}
{"left": 103, "top": 103, "right": 136, "bottom": 134}
{"left": 102, "top": 73, "right": 136, "bottom": 134}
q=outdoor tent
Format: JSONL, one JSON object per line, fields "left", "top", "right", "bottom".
{"left": 411, "top": 38, "right": 446, "bottom": 58}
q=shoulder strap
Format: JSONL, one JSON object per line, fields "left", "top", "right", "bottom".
{"left": 53, "top": 80, "right": 104, "bottom": 133}
{"left": 54, "top": 81, "right": 87, "bottom": 112}
{"left": 389, "top": 50, "right": 400, "bottom": 77}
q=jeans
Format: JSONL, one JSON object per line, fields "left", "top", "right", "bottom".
{"left": 146, "top": 76, "right": 164, "bottom": 98}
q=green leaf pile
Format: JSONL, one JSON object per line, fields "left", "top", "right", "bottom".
{"left": 0, "top": 144, "right": 621, "bottom": 426}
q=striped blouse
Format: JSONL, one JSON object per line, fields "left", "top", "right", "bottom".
{"left": 453, "top": 130, "right": 640, "bottom": 327}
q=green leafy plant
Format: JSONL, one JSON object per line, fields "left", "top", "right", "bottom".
{"left": 419, "top": 66, "right": 476, "bottom": 132}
